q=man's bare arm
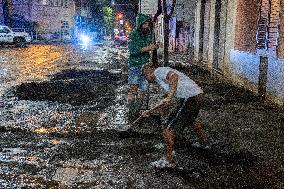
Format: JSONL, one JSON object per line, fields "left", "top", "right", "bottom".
{"left": 141, "top": 71, "right": 178, "bottom": 116}
{"left": 166, "top": 71, "right": 178, "bottom": 99}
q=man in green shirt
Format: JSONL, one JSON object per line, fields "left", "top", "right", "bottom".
{"left": 127, "top": 13, "right": 157, "bottom": 120}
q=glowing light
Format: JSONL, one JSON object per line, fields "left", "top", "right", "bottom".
{"left": 50, "top": 139, "right": 60, "bottom": 145}
{"left": 80, "top": 34, "right": 91, "bottom": 45}
{"left": 34, "top": 127, "right": 57, "bottom": 134}
{"left": 116, "top": 13, "right": 123, "bottom": 19}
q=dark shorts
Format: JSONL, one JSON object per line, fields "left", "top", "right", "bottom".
{"left": 163, "top": 93, "right": 205, "bottom": 133}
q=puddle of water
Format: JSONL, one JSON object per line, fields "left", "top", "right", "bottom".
{"left": 0, "top": 174, "right": 60, "bottom": 188}
{"left": 0, "top": 148, "right": 27, "bottom": 162}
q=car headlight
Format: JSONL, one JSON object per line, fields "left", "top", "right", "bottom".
{"left": 80, "top": 34, "right": 90, "bottom": 44}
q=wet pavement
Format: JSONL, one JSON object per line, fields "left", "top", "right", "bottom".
{"left": 0, "top": 44, "right": 283, "bottom": 188}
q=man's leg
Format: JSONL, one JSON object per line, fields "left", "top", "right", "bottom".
{"left": 185, "top": 94, "right": 209, "bottom": 145}
{"left": 128, "top": 84, "right": 138, "bottom": 103}
{"left": 136, "top": 72, "right": 148, "bottom": 110}
{"left": 162, "top": 128, "right": 175, "bottom": 162}
{"left": 192, "top": 120, "right": 208, "bottom": 144}
{"left": 127, "top": 84, "right": 139, "bottom": 122}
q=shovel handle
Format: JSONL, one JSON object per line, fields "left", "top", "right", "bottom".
{"left": 131, "top": 115, "right": 144, "bottom": 125}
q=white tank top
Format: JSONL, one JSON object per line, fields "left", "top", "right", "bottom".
{"left": 154, "top": 67, "right": 203, "bottom": 99}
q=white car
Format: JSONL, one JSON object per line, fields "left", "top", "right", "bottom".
{"left": 0, "top": 25, "right": 32, "bottom": 47}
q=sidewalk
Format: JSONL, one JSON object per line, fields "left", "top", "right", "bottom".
{"left": 143, "top": 53, "right": 284, "bottom": 188}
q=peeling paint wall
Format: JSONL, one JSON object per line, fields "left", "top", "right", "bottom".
{"left": 277, "top": 0, "right": 284, "bottom": 58}
{"left": 226, "top": 0, "right": 284, "bottom": 104}
{"left": 194, "top": 0, "right": 284, "bottom": 104}
{"left": 194, "top": 0, "right": 201, "bottom": 60}
{"left": 234, "top": 0, "right": 260, "bottom": 53}
{"left": 31, "top": 1, "right": 76, "bottom": 33}
{"left": 207, "top": 0, "right": 215, "bottom": 69}
{"left": 1, "top": 0, "right": 76, "bottom": 34}
{"left": 223, "top": 0, "right": 237, "bottom": 78}
{"left": 230, "top": 50, "right": 284, "bottom": 103}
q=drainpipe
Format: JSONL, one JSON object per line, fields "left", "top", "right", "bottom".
{"left": 258, "top": 56, "right": 268, "bottom": 101}
{"left": 257, "top": 0, "right": 270, "bottom": 102}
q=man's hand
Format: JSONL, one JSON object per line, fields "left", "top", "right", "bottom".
{"left": 148, "top": 43, "right": 158, "bottom": 51}
{"left": 144, "top": 96, "right": 172, "bottom": 116}
{"left": 159, "top": 96, "right": 172, "bottom": 107}
{"left": 141, "top": 43, "right": 158, "bottom": 52}
{"left": 141, "top": 110, "right": 151, "bottom": 117}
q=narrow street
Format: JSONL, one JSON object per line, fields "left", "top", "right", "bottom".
{"left": 0, "top": 44, "right": 283, "bottom": 188}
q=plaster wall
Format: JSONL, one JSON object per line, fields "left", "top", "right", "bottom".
{"left": 222, "top": 0, "right": 238, "bottom": 78}
{"left": 234, "top": 0, "right": 259, "bottom": 53}
{"left": 194, "top": 0, "right": 201, "bottom": 60}
{"left": 230, "top": 50, "right": 284, "bottom": 104}
{"left": 31, "top": 3, "right": 75, "bottom": 33}
{"left": 277, "top": 0, "right": 284, "bottom": 58}
{"left": 202, "top": 1, "right": 210, "bottom": 61}
{"left": 207, "top": 0, "right": 215, "bottom": 69}
{"left": 226, "top": 0, "right": 284, "bottom": 104}
{"left": 2, "top": 0, "right": 75, "bottom": 33}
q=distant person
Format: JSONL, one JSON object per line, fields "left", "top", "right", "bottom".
{"left": 141, "top": 64, "right": 209, "bottom": 168}
{"left": 127, "top": 13, "right": 157, "bottom": 120}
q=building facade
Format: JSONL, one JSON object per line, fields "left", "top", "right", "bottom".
{"left": 0, "top": 0, "right": 77, "bottom": 40}
{"left": 146, "top": 0, "right": 197, "bottom": 52}
{"left": 194, "top": 0, "right": 284, "bottom": 105}
{"left": 0, "top": 0, "right": 4, "bottom": 24}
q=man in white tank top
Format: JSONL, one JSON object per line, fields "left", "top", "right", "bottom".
{"left": 141, "top": 64, "right": 209, "bottom": 168}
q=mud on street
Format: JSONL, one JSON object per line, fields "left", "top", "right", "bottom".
{"left": 0, "top": 44, "right": 283, "bottom": 188}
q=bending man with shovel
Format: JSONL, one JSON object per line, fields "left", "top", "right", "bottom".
{"left": 140, "top": 64, "right": 209, "bottom": 168}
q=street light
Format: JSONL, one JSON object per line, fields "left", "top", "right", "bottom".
{"left": 111, "top": 0, "right": 136, "bottom": 10}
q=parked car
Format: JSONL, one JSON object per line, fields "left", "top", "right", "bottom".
{"left": 113, "top": 34, "right": 128, "bottom": 47}
{"left": 0, "top": 25, "right": 32, "bottom": 47}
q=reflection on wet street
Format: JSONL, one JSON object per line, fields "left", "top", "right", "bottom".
{"left": 0, "top": 44, "right": 141, "bottom": 188}
{"left": 1, "top": 44, "right": 283, "bottom": 188}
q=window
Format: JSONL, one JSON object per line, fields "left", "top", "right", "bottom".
{"left": 64, "top": 0, "right": 68, "bottom": 8}
{"left": 61, "top": 21, "right": 69, "bottom": 29}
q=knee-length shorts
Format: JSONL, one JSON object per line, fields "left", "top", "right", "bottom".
{"left": 128, "top": 66, "right": 148, "bottom": 92}
{"left": 162, "top": 93, "right": 205, "bottom": 134}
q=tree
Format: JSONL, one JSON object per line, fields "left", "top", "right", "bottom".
{"left": 90, "top": 0, "right": 112, "bottom": 36}
{"left": 162, "top": 0, "right": 176, "bottom": 66}
{"left": 103, "top": 6, "right": 115, "bottom": 35}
